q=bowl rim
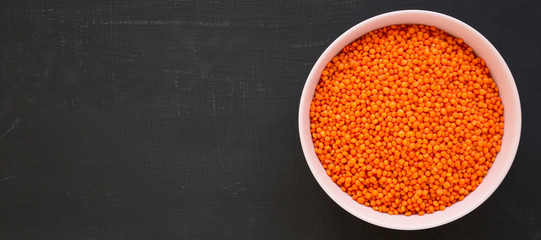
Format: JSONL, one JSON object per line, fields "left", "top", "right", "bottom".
{"left": 298, "top": 9, "right": 521, "bottom": 230}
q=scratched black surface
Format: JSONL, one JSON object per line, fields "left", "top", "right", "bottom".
{"left": 1, "top": 0, "right": 540, "bottom": 239}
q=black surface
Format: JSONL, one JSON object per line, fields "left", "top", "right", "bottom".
{"left": 1, "top": 0, "right": 540, "bottom": 239}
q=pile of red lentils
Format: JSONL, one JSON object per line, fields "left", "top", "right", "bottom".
{"left": 309, "top": 24, "right": 504, "bottom": 216}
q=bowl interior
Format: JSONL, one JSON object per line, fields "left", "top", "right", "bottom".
{"left": 298, "top": 10, "right": 521, "bottom": 230}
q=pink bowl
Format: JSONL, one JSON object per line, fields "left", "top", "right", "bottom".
{"left": 298, "top": 10, "right": 521, "bottom": 230}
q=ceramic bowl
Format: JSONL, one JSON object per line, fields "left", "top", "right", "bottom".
{"left": 298, "top": 10, "right": 521, "bottom": 230}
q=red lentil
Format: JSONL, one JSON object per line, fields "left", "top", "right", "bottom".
{"left": 310, "top": 24, "right": 504, "bottom": 216}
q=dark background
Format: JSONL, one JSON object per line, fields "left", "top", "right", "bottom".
{"left": 1, "top": 0, "right": 540, "bottom": 239}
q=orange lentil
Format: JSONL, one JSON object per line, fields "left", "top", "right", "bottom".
{"left": 310, "top": 24, "right": 503, "bottom": 216}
